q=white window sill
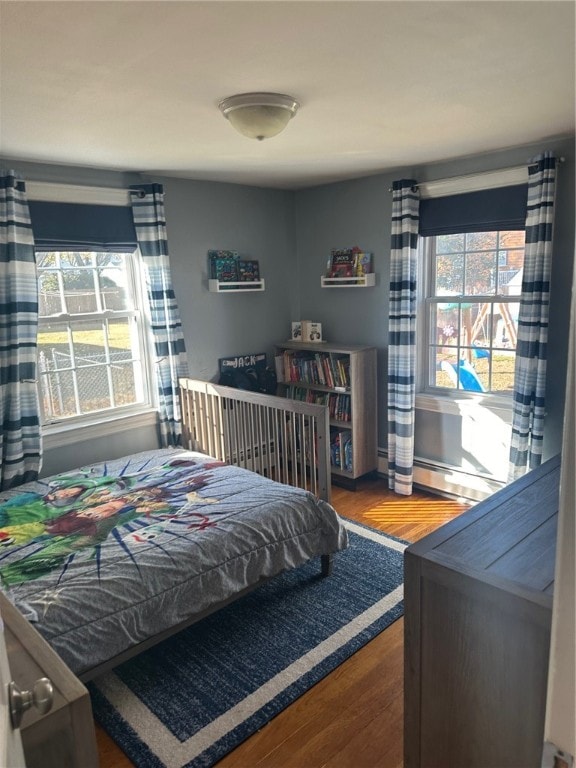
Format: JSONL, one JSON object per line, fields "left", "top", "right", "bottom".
{"left": 42, "top": 408, "right": 158, "bottom": 450}
{"left": 416, "top": 392, "right": 513, "bottom": 423}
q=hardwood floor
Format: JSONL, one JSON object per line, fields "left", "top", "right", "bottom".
{"left": 95, "top": 476, "right": 469, "bottom": 768}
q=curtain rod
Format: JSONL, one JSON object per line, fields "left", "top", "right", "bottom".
{"left": 388, "top": 157, "right": 565, "bottom": 197}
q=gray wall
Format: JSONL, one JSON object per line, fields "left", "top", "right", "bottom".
{"left": 39, "top": 422, "right": 160, "bottom": 478}
{"left": 4, "top": 133, "right": 574, "bottom": 480}
{"left": 159, "top": 177, "right": 296, "bottom": 382}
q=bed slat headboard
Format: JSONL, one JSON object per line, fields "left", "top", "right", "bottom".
{"left": 179, "top": 378, "right": 331, "bottom": 503}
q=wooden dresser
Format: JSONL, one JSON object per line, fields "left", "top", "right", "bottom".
{"left": 404, "top": 455, "right": 560, "bottom": 768}
{"left": 0, "top": 593, "right": 98, "bottom": 768}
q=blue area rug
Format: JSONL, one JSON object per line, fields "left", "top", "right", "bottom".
{"left": 89, "top": 520, "right": 406, "bottom": 768}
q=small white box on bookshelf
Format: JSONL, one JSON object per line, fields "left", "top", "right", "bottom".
{"left": 301, "top": 321, "right": 323, "bottom": 343}
{"left": 291, "top": 321, "right": 302, "bottom": 341}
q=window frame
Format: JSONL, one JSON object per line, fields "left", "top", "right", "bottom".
{"left": 36, "top": 247, "right": 156, "bottom": 433}
{"left": 416, "top": 233, "right": 522, "bottom": 416}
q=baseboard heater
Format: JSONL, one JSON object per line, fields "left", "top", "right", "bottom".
{"left": 377, "top": 451, "right": 505, "bottom": 502}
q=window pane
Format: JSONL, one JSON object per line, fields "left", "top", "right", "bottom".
{"left": 108, "top": 317, "right": 138, "bottom": 359}
{"left": 111, "top": 362, "right": 138, "bottom": 406}
{"left": 71, "top": 322, "right": 106, "bottom": 367}
{"left": 95, "top": 253, "right": 132, "bottom": 311}
{"left": 461, "top": 353, "right": 488, "bottom": 391}
{"left": 466, "top": 232, "right": 497, "bottom": 250}
{"left": 499, "top": 231, "right": 525, "bottom": 248}
{"left": 433, "top": 347, "right": 460, "bottom": 388}
{"left": 36, "top": 252, "right": 57, "bottom": 269}
{"left": 38, "top": 325, "right": 72, "bottom": 369}
{"left": 436, "top": 234, "right": 464, "bottom": 253}
{"left": 432, "top": 303, "right": 459, "bottom": 346}
{"left": 469, "top": 302, "right": 493, "bottom": 349}
{"left": 62, "top": 269, "right": 98, "bottom": 313}
{"left": 108, "top": 317, "right": 142, "bottom": 407}
{"left": 39, "top": 272, "right": 63, "bottom": 316}
{"left": 435, "top": 254, "right": 464, "bottom": 295}
{"left": 76, "top": 366, "right": 112, "bottom": 412}
{"left": 490, "top": 351, "right": 516, "bottom": 393}
{"left": 40, "top": 369, "right": 78, "bottom": 419}
{"left": 37, "top": 250, "right": 148, "bottom": 423}
{"left": 60, "top": 252, "right": 93, "bottom": 269}
{"left": 465, "top": 252, "right": 497, "bottom": 295}
{"left": 96, "top": 253, "right": 119, "bottom": 268}
{"left": 491, "top": 303, "right": 519, "bottom": 349}
{"left": 460, "top": 304, "right": 484, "bottom": 347}
{"left": 470, "top": 344, "right": 491, "bottom": 377}
{"left": 498, "top": 266, "right": 523, "bottom": 295}
{"left": 99, "top": 268, "right": 130, "bottom": 310}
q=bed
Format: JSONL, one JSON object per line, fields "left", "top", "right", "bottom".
{"left": 0, "top": 380, "right": 348, "bottom": 682}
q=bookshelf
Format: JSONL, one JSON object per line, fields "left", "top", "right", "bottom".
{"left": 275, "top": 341, "right": 377, "bottom": 487}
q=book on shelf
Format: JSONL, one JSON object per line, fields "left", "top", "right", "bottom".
{"left": 280, "top": 349, "right": 351, "bottom": 390}
{"left": 285, "top": 385, "right": 330, "bottom": 407}
{"left": 330, "top": 429, "right": 353, "bottom": 471}
{"left": 328, "top": 248, "right": 357, "bottom": 278}
{"left": 355, "top": 252, "right": 373, "bottom": 276}
{"left": 237, "top": 259, "right": 260, "bottom": 281}
{"left": 326, "top": 247, "right": 373, "bottom": 278}
{"left": 322, "top": 356, "right": 333, "bottom": 388}
{"left": 342, "top": 431, "right": 353, "bottom": 471}
{"left": 329, "top": 392, "right": 351, "bottom": 422}
{"left": 208, "top": 250, "right": 240, "bottom": 282}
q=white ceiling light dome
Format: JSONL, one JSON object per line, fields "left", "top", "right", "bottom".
{"left": 218, "top": 92, "right": 300, "bottom": 141}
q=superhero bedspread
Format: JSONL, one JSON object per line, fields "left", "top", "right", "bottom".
{"left": 0, "top": 448, "right": 348, "bottom": 678}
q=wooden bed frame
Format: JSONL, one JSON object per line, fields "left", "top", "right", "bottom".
{"left": 74, "top": 380, "right": 334, "bottom": 682}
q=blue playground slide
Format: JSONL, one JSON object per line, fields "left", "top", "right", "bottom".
{"left": 441, "top": 359, "right": 485, "bottom": 392}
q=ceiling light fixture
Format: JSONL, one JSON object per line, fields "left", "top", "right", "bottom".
{"left": 218, "top": 92, "right": 299, "bottom": 141}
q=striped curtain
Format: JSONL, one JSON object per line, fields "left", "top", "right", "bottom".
{"left": 0, "top": 171, "right": 41, "bottom": 489}
{"left": 508, "top": 152, "right": 557, "bottom": 480}
{"left": 387, "top": 180, "right": 420, "bottom": 495}
{"left": 130, "top": 184, "right": 189, "bottom": 447}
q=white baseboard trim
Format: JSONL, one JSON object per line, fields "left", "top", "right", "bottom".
{"left": 377, "top": 452, "right": 505, "bottom": 502}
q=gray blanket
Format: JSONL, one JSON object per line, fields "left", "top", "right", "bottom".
{"left": 0, "top": 448, "right": 348, "bottom": 676}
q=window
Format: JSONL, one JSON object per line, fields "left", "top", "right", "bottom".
{"left": 421, "top": 230, "right": 525, "bottom": 395}
{"left": 37, "top": 250, "right": 152, "bottom": 424}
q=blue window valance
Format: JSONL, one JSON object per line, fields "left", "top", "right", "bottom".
{"left": 29, "top": 200, "right": 137, "bottom": 252}
{"left": 418, "top": 184, "right": 528, "bottom": 236}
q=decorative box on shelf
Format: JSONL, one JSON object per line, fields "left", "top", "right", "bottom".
{"left": 321, "top": 273, "right": 376, "bottom": 288}
{"left": 301, "top": 320, "right": 323, "bottom": 342}
{"left": 208, "top": 278, "right": 265, "bottom": 293}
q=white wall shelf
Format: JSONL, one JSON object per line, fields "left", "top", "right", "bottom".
{"left": 209, "top": 279, "right": 265, "bottom": 293}
{"left": 321, "top": 273, "right": 376, "bottom": 288}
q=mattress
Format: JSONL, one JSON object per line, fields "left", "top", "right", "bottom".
{"left": 0, "top": 448, "right": 348, "bottom": 676}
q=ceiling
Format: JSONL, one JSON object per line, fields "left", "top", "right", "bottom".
{"left": 1, "top": 1, "right": 574, "bottom": 190}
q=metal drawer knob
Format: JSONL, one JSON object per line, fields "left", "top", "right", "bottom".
{"left": 9, "top": 678, "right": 54, "bottom": 728}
